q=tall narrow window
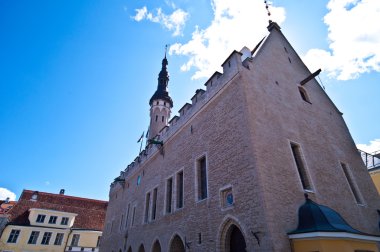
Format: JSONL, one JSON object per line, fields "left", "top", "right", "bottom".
{"left": 298, "top": 87, "right": 311, "bottom": 103}
{"left": 41, "top": 232, "right": 52, "bottom": 245}
{"left": 125, "top": 204, "right": 130, "bottom": 228}
{"left": 7, "top": 229, "right": 20, "bottom": 243}
{"left": 61, "top": 217, "right": 69, "bottom": 225}
{"left": 152, "top": 188, "right": 158, "bottom": 220}
{"left": 119, "top": 214, "right": 124, "bottom": 231}
{"left": 341, "top": 162, "right": 363, "bottom": 204}
{"left": 28, "top": 231, "right": 40, "bottom": 244}
{"left": 155, "top": 115, "right": 158, "bottom": 122}
{"left": 131, "top": 206, "right": 136, "bottom": 226}
{"left": 290, "top": 143, "right": 312, "bottom": 191}
{"left": 176, "top": 171, "right": 184, "bottom": 209}
{"left": 162, "top": 116, "right": 164, "bottom": 122}
{"left": 144, "top": 192, "right": 151, "bottom": 223}
{"left": 197, "top": 156, "right": 208, "bottom": 200}
{"left": 166, "top": 178, "right": 173, "bottom": 213}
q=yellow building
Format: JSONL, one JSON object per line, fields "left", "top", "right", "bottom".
{"left": 360, "top": 149, "right": 380, "bottom": 194}
{"left": 0, "top": 190, "right": 107, "bottom": 252}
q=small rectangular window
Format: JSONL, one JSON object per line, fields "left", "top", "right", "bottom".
{"left": 41, "top": 232, "right": 52, "bottom": 245}
{"left": 197, "top": 156, "right": 208, "bottom": 200}
{"left": 28, "top": 231, "right": 40, "bottom": 244}
{"left": 152, "top": 188, "right": 158, "bottom": 220}
{"left": 70, "top": 234, "right": 80, "bottom": 246}
{"left": 144, "top": 192, "right": 151, "bottom": 223}
{"left": 36, "top": 214, "right": 46, "bottom": 223}
{"left": 176, "top": 171, "right": 184, "bottom": 209}
{"left": 61, "top": 217, "right": 69, "bottom": 225}
{"left": 54, "top": 233, "right": 64, "bottom": 245}
{"left": 7, "top": 229, "right": 20, "bottom": 243}
{"left": 341, "top": 162, "right": 363, "bottom": 204}
{"left": 48, "top": 216, "right": 57, "bottom": 224}
{"left": 290, "top": 143, "right": 312, "bottom": 191}
{"left": 166, "top": 178, "right": 173, "bottom": 213}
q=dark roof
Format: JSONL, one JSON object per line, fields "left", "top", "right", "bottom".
{"left": 8, "top": 190, "right": 108, "bottom": 231}
{"left": 288, "top": 196, "right": 363, "bottom": 235}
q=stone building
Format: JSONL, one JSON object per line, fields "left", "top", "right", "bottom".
{"left": 100, "top": 22, "right": 380, "bottom": 252}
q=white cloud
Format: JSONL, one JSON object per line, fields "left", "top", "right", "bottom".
{"left": 0, "top": 188, "right": 16, "bottom": 201}
{"left": 303, "top": 0, "right": 380, "bottom": 80}
{"left": 132, "top": 6, "right": 189, "bottom": 36}
{"left": 169, "top": 0, "right": 286, "bottom": 79}
{"left": 357, "top": 139, "right": 380, "bottom": 154}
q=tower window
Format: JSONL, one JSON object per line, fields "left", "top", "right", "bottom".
{"left": 196, "top": 156, "right": 208, "bottom": 200}
{"left": 162, "top": 116, "right": 164, "bottom": 122}
{"left": 290, "top": 143, "right": 312, "bottom": 191}
{"left": 176, "top": 171, "right": 184, "bottom": 209}
{"left": 166, "top": 177, "right": 173, "bottom": 213}
{"left": 341, "top": 162, "right": 363, "bottom": 204}
{"left": 156, "top": 101, "right": 159, "bottom": 105}
{"left": 155, "top": 115, "right": 158, "bottom": 122}
{"left": 125, "top": 204, "right": 130, "bottom": 228}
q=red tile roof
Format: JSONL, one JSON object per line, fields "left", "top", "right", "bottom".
{"left": 0, "top": 200, "right": 17, "bottom": 215}
{"left": 8, "top": 190, "right": 108, "bottom": 231}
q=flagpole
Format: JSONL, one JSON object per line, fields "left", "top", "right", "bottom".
{"left": 139, "top": 138, "right": 143, "bottom": 154}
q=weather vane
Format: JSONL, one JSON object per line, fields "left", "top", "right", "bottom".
{"left": 264, "top": 1, "right": 272, "bottom": 23}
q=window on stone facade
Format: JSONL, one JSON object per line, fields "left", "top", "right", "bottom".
{"left": 61, "top": 217, "right": 69, "bottom": 225}
{"left": 125, "top": 204, "right": 130, "bottom": 228}
{"left": 290, "top": 143, "right": 312, "bottom": 191}
{"left": 341, "top": 162, "right": 364, "bottom": 204}
{"left": 131, "top": 206, "right": 136, "bottom": 226}
{"left": 162, "top": 116, "right": 164, "bottom": 122}
{"left": 197, "top": 156, "right": 208, "bottom": 200}
{"left": 28, "top": 231, "right": 40, "bottom": 244}
{"left": 36, "top": 214, "right": 46, "bottom": 223}
{"left": 7, "top": 229, "right": 20, "bottom": 243}
{"left": 144, "top": 192, "right": 151, "bottom": 223}
{"left": 48, "top": 216, "right": 57, "bottom": 224}
{"left": 120, "top": 214, "right": 124, "bottom": 231}
{"left": 155, "top": 115, "right": 158, "bottom": 122}
{"left": 152, "top": 188, "right": 158, "bottom": 220}
{"left": 41, "top": 232, "right": 52, "bottom": 245}
{"left": 71, "top": 234, "right": 80, "bottom": 246}
{"left": 166, "top": 177, "right": 173, "bottom": 213}
{"left": 54, "top": 233, "right": 64, "bottom": 245}
{"left": 176, "top": 171, "right": 184, "bottom": 209}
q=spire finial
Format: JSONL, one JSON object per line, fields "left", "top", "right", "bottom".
{"left": 165, "top": 44, "right": 169, "bottom": 58}
{"left": 264, "top": 1, "right": 272, "bottom": 24}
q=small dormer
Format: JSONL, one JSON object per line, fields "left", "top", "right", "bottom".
{"left": 29, "top": 208, "right": 77, "bottom": 228}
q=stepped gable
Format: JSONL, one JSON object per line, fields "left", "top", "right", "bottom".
{"left": 8, "top": 190, "right": 108, "bottom": 231}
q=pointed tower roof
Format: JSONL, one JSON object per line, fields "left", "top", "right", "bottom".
{"left": 149, "top": 53, "right": 173, "bottom": 108}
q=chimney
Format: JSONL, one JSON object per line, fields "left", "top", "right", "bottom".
{"left": 59, "top": 189, "right": 65, "bottom": 195}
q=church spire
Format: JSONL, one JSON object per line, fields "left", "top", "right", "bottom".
{"left": 148, "top": 48, "right": 173, "bottom": 140}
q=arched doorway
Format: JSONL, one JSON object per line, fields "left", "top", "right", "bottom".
{"left": 169, "top": 235, "right": 185, "bottom": 252}
{"left": 226, "top": 224, "right": 246, "bottom": 252}
{"left": 151, "top": 240, "right": 161, "bottom": 252}
{"left": 138, "top": 244, "right": 145, "bottom": 252}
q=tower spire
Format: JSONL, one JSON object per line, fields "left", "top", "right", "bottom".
{"left": 148, "top": 48, "right": 173, "bottom": 140}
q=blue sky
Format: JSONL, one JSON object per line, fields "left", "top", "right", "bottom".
{"left": 1, "top": 0, "right": 379, "bottom": 201}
